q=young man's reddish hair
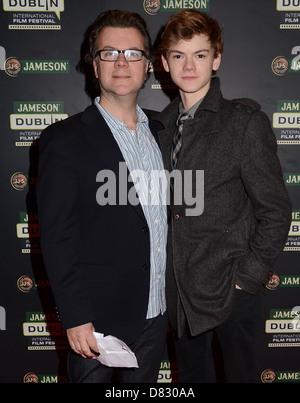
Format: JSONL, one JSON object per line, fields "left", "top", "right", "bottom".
{"left": 159, "top": 10, "right": 224, "bottom": 57}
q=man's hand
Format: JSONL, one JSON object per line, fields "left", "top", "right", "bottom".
{"left": 66, "top": 322, "right": 99, "bottom": 358}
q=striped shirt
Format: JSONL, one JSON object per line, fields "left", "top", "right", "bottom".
{"left": 94, "top": 98, "right": 167, "bottom": 318}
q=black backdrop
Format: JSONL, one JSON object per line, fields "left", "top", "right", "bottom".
{"left": 0, "top": 0, "right": 299, "bottom": 383}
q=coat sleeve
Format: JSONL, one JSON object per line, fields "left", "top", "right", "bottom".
{"left": 36, "top": 123, "right": 95, "bottom": 329}
{"left": 236, "top": 107, "right": 292, "bottom": 293}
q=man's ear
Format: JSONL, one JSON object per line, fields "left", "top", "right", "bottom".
{"left": 93, "top": 59, "right": 99, "bottom": 79}
{"left": 161, "top": 55, "right": 170, "bottom": 72}
{"left": 145, "top": 60, "right": 150, "bottom": 75}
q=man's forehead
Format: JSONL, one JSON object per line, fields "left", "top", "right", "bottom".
{"left": 96, "top": 27, "right": 144, "bottom": 50}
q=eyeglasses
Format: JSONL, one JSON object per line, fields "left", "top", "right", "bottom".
{"left": 94, "top": 49, "right": 145, "bottom": 62}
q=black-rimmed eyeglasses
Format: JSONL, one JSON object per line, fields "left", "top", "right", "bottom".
{"left": 94, "top": 49, "right": 145, "bottom": 62}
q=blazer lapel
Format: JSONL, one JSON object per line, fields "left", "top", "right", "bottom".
{"left": 81, "top": 105, "right": 146, "bottom": 221}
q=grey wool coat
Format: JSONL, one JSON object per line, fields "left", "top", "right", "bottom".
{"left": 154, "top": 77, "right": 292, "bottom": 338}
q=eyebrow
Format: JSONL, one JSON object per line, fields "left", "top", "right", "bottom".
{"left": 101, "top": 46, "right": 142, "bottom": 50}
{"left": 169, "top": 49, "right": 210, "bottom": 54}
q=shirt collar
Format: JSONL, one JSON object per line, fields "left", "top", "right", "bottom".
{"left": 178, "top": 97, "right": 204, "bottom": 119}
{"left": 94, "top": 96, "right": 148, "bottom": 128}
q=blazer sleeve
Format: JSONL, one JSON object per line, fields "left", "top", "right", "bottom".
{"left": 236, "top": 109, "right": 292, "bottom": 293}
{"left": 36, "top": 123, "right": 96, "bottom": 329}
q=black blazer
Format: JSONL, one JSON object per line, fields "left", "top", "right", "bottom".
{"left": 37, "top": 104, "right": 162, "bottom": 344}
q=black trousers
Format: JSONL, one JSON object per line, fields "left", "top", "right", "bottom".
{"left": 174, "top": 289, "right": 262, "bottom": 383}
{"left": 67, "top": 312, "right": 168, "bottom": 383}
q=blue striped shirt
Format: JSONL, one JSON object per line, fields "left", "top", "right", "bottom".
{"left": 94, "top": 98, "right": 167, "bottom": 318}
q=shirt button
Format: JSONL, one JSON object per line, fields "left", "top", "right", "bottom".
{"left": 173, "top": 213, "right": 180, "bottom": 221}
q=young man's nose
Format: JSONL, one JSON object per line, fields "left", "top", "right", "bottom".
{"left": 183, "top": 56, "right": 196, "bottom": 70}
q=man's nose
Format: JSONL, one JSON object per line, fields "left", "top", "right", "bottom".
{"left": 115, "top": 52, "right": 128, "bottom": 66}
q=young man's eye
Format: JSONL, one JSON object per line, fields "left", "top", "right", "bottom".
{"left": 196, "top": 54, "right": 205, "bottom": 59}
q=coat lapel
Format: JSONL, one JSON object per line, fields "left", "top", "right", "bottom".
{"left": 154, "top": 78, "right": 223, "bottom": 169}
{"left": 180, "top": 111, "right": 220, "bottom": 158}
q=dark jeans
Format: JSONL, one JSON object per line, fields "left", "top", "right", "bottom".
{"left": 67, "top": 313, "right": 168, "bottom": 383}
{"left": 174, "top": 289, "right": 262, "bottom": 383}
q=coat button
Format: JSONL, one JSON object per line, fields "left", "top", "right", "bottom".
{"left": 142, "top": 264, "right": 149, "bottom": 271}
{"left": 142, "top": 226, "right": 148, "bottom": 233}
{"left": 173, "top": 213, "right": 180, "bottom": 221}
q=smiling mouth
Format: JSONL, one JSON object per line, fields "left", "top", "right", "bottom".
{"left": 113, "top": 75, "right": 131, "bottom": 79}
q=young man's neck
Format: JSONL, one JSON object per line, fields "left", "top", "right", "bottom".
{"left": 180, "top": 88, "right": 209, "bottom": 111}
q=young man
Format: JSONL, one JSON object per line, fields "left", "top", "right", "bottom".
{"left": 155, "top": 10, "right": 292, "bottom": 383}
{"left": 37, "top": 10, "right": 168, "bottom": 383}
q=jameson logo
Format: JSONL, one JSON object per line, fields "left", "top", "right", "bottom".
{"left": 273, "top": 101, "right": 300, "bottom": 129}
{"left": 288, "top": 210, "right": 300, "bottom": 237}
{"left": 161, "top": 0, "right": 209, "bottom": 12}
{"left": 16, "top": 211, "right": 40, "bottom": 239}
{"left": 26, "top": 312, "right": 58, "bottom": 322}
{"left": 14, "top": 101, "right": 64, "bottom": 113}
{"left": 23, "top": 311, "right": 63, "bottom": 336}
{"left": 3, "top": 0, "right": 64, "bottom": 19}
{"left": 266, "top": 309, "right": 300, "bottom": 333}
{"left": 284, "top": 173, "right": 300, "bottom": 185}
{"left": 261, "top": 369, "right": 300, "bottom": 383}
{"left": 274, "top": 100, "right": 300, "bottom": 144}
{"left": 158, "top": 360, "right": 177, "bottom": 383}
{"left": 96, "top": 162, "right": 204, "bottom": 216}
{"left": 39, "top": 375, "right": 67, "bottom": 383}
{"left": 21, "top": 60, "right": 69, "bottom": 73}
{"left": 276, "top": 371, "right": 300, "bottom": 382}
{"left": 10, "top": 101, "right": 68, "bottom": 130}
{"left": 278, "top": 100, "right": 300, "bottom": 111}
{"left": 280, "top": 276, "right": 300, "bottom": 287}
{"left": 270, "top": 308, "right": 300, "bottom": 319}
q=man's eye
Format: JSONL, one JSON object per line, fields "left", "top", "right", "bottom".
{"left": 102, "top": 50, "right": 116, "bottom": 58}
{"left": 127, "top": 51, "right": 138, "bottom": 57}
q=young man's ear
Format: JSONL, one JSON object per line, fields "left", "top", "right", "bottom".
{"left": 161, "top": 55, "right": 170, "bottom": 72}
{"left": 213, "top": 53, "right": 221, "bottom": 72}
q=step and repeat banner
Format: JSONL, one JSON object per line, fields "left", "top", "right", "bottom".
{"left": 0, "top": 0, "right": 299, "bottom": 383}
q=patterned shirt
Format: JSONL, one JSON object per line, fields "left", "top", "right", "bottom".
{"left": 94, "top": 98, "right": 167, "bottom": 318}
